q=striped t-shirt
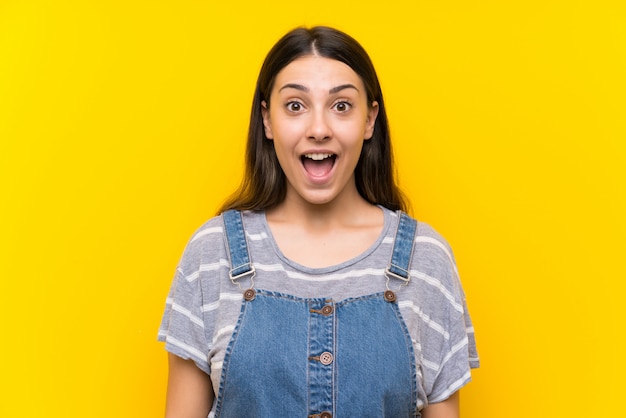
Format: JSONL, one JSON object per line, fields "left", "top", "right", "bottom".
{"left": 158, "top": 207, "right": 479, "bottom": 410}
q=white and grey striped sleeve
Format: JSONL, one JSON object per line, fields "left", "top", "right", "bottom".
{"left": 158, "top": 236, "right": 212, "bottom": 375}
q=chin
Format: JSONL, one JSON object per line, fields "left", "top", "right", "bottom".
{"left": 296, "top": 191, "right": 339, "bottom": 207}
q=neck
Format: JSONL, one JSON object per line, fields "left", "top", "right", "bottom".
{"left": 264, "top": 188, "right": 385, "bottom": 268}
{"left": 266, "top": 190, "right": 380, "bottom": 230}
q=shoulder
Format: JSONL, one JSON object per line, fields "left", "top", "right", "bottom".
{"left": 403, "top": 216, "right": 463, "bottom": 304}
{"left": 414, "top": 221, "right": 456, "bottom": 266}
{"left": 178, "top": 210, "right": 266, "bottom": 270}
{"left": 176, "top": 214, "right": 228, "bottom": 275}
{"left": 389, "top": 210, "right": 456, "bottom": 266}
{"left": 183, "top": 209, "right": 264, "bottom": 246}
{"left": 184, "top": 214, "right": 226, "bottom": 249}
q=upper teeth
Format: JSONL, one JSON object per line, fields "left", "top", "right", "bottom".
{"left": 304, "top": 153, "right": 333, "bottom": 161}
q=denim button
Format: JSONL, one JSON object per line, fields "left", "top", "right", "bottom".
{"left": 321, "top": 305, "right": 333, "bottom": 315}
{"left": 384, "top": 290, "right": 397, "bottom": 303}
{"left": 319, "top": 352, "right": 333, "bottom": 365}
{"left": 243, "top": 289, "right": 256, "bottom": 301}
{"left": 320, "top": 413, "right": 332, "bottom": 418}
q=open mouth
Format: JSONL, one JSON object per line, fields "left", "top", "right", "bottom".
{"left": 301, "top": 153, "right": 336, "bottom": 177}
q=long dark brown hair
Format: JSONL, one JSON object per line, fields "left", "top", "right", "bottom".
{"left": 218, "top": 26, "right": 408, "bottom": 214}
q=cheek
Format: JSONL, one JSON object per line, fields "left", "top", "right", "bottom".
{"left": 335, "top": 118, "right": 369, "bottom": 140}
{"left": 271, "top": 119, "right": 303, "bottom": 141}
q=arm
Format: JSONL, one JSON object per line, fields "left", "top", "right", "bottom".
{"left": 421, "top": 391, "right": 460, "bottom": 418}
{"left": 165, "top": 353, "right": 214, "bottom": 418}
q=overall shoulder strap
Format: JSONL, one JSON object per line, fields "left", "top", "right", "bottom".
{"left": 386, "top": 211, "right": 417, "bottom": 284}
{"left": 222, "top": 210, "right": 254, "bottom": 280}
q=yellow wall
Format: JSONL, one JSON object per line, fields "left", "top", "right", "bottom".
{"left": 1, "top": 1, "right": 624, "bottom": 416}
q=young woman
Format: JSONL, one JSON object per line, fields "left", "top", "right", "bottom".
{"left": 159, "top": 26, "right": 479, "bottom": 418}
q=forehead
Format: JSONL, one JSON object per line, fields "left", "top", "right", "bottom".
{"left": 273, "top": 55, "right": 364, "bottom": 91}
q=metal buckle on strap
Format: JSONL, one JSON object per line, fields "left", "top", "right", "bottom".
{"left": 384, "top": 266, "right": 410, "bottom": 293}
{"left": 385, "top": 266, "right": 411, "bottom": 283}
{"left": 229, "top": 264, "right": 256, "bottom": 291}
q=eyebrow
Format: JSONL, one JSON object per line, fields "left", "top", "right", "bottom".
{"left": 278, "top": 83, "right": 359, "bottom": 94}
{"left": 329, "top": 84, "right": 359, "bottom": 94}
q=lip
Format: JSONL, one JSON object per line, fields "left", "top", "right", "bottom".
{"left": 299, "top": 149, "right": 337, "bottom": 184}
{"left": 301, "top": 148, "right": 337, "bottom": 156}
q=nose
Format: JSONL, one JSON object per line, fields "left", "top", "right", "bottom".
{"left": 306, "top": 110, "right": 332, "bottom": 141}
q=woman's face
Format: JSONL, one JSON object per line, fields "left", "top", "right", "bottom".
{"left": 262, "top": 55, "right": 378, "bottom": 208}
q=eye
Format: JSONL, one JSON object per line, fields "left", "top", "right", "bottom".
{"left": 286, "top": 101, "right": 304, "bottom": 112}
{"left": 333, "top": 101, "right": 352, "bottom": 113}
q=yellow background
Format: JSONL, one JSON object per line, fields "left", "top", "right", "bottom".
{"left": 1, "top": 0, "right": 624, "bottom": 416}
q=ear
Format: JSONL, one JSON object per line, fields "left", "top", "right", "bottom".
{"left": 261, "top": 100, "right": 273, "bottom": 140}
{"left": 364, "top": 101, "right": 379, "bottom": 140}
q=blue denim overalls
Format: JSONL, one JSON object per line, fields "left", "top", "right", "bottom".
{"left": 215, "top": 210, "right": 420, "bottom": 418}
